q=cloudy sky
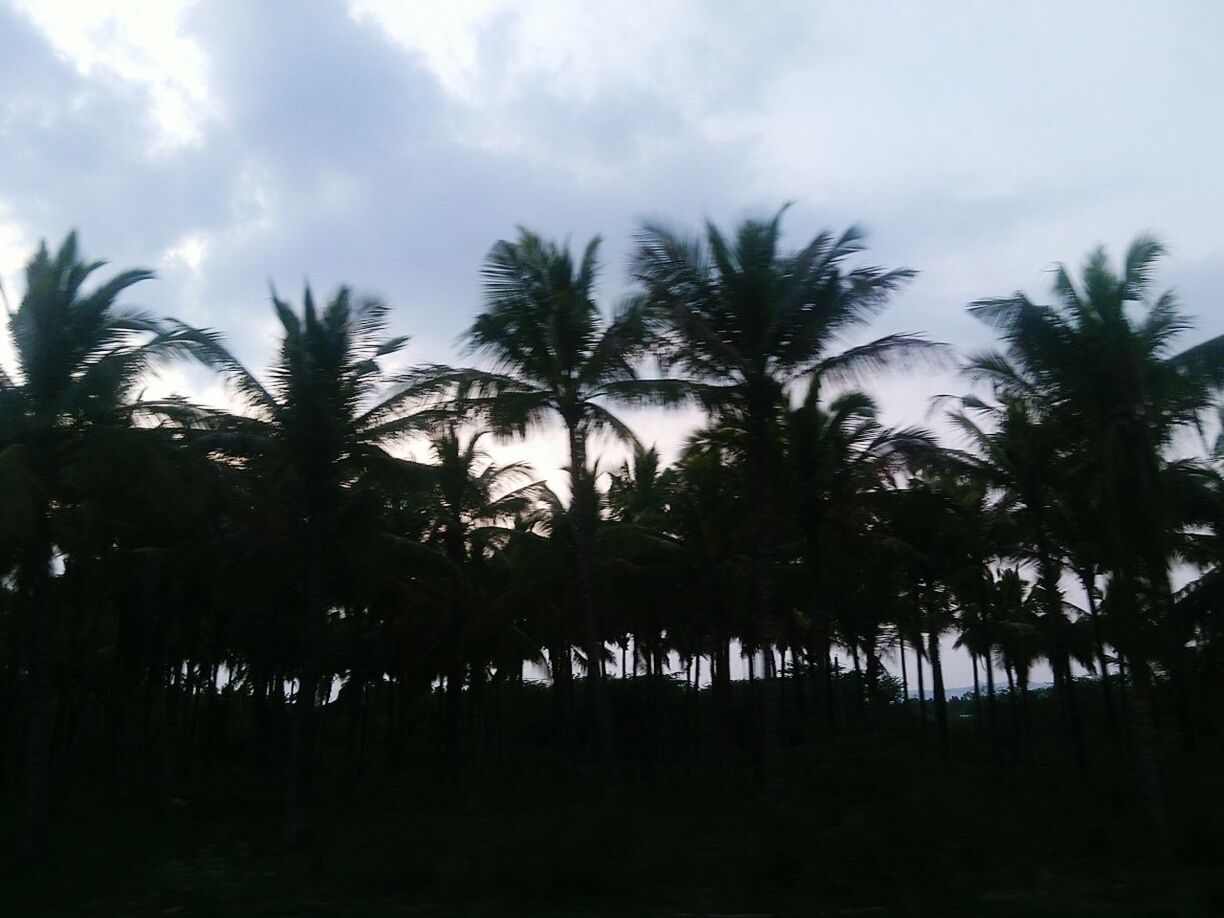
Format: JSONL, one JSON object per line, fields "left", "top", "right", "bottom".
{"left": 2, "top": 0, "right": 1223, "bottom": 473}
{"left": 2, "top": 0, "right": 1221, "bottom": 684}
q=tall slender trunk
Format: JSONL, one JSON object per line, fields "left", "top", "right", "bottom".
{"left": 1079, "top": 568, "right": 1118, "bottom": 749}
{"left": 864, "top": 631, "right": 881, "bottom": 704}
{"left": 286, "top": 519, "right": 324, "bottom": 849}
{"left": 898, "top": 635, "right": 909, "bottom": 711}
{"left": 551, "top": 639, "right": 573, "bottom": 717}
{"left": 1157, "top": 574, "right": 1195, "bottom": 750}
{"left": 808, "top": 616, "right": 834, "bottom": 729}
{"left": 928, "top": 629, "right": 949, "bottom": 755}
{"left": 1111, "top": 563, "right": 1169, "bottom": 840}
{"left": 850, "top": 642, "right": 864, "bottom": 713}
{"left": 21, "top": 531, "right": 54, "bottom": 856}
{"left": 1018, "top": 668, "right": 1031, "bottom": 747}
{"left": 974, "top": 568, "right": 998, "bottom": 747}
{"left": 444, "top": 663, "right": 464, "bottom": 767}
{"left": 566, "top": 421, "right": 615, "bottom": 771}
{"left": 1118, "top": 654, "right": 1132, "bottom": 749}
{"left": 970, "top": 652, "right": 982, "bottom": 728}
{"left": 984, "top": 650, "right": 998, "bottom": 750}
{"left": 1035, "top": 536, "right": 1085, "bottom": 766}
{"left": 747, "top": 388, "right": 780, "bottom": 759}
{"left": 713, "top": 620, "right": 731, "bottom": 708}
{"left": 1126, "top": 655, "right": 1170, "bottom": 842}
{"left": 1005, "top": 663, "right": 1019, "bottom": 746}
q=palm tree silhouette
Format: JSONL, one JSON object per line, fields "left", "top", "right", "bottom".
{"left": 173, "top": 285, "right": 435, "bottom": 845}
{"left": 411, "top": 230, "right": 676, "bottom": 767}
{"left": 0, "top": 233, "right": 192, "bottom": 852}
{"left": 633, "top": 207, "right": 938, "bottom": 745}
{"left": 969, "top": 238, "right": 1224, "bottom": 745}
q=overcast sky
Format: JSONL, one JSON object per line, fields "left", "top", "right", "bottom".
{"left": 2, "top": 1, "right": 1223, "bottom": 682}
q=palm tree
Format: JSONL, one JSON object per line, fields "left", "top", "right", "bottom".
{"left": 877, "top": 479, "right": 966, "bottom": 753}
{"left": 633, "top": 207, "right": 938, "bottom": 745}
{"left": 410, "top": 230, "right": 673, "bottom": 766}
{"left": 943, "top": 397, "right": 1086, "bottom": 755}
{"left": 607, "top": 443, "right": 675, "bottom": 531}
{"left": 173, "top": 284, "right": 436, "bottom": 846}
{"left": 785, "top": 381, "right": 936, "bottom": 717}
{"left": 991, "top": 568, "right": 1044, "bottom": 745}
{"left": 969, "top": 237, "right": 1224, "bottom": 746}
{"left": 605, "top": 443, "right": 673, "bottom": 679}
{"left": 928, "top": 471, "right": 1009, "bottom": 740}
{"left": 426, "top": 426, "right": 537, "bottom": 757}
{"left": 669, "top": 422, "right": 753, "bottom": 719}
{"left": 0, "top": 232, "right": 192, "bottom": 852}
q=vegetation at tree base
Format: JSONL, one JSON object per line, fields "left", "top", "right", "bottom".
{"left": 3, "top": 215, "right": 1224, "bottom": 914}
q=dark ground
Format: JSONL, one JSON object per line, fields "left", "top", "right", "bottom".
{"left": 2, "top": 679, "right": 1221, "bottom": 916}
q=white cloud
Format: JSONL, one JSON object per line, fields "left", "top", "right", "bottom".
{"left": 11, "top": 0, "right": 213, "bottom": 149}
{"left": 1, "top": 0, "right": 1221, "bottom": 471}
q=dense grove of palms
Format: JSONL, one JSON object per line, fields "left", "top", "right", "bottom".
{"left": 3, "top": 218, "right": 1224, "bottom": 855}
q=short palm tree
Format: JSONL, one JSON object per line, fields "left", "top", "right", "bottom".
{"left": 426, "top": 426, "right": 537, "bottom": 752}
{"left": 943, "top": 397, "right": 1084, "bottom": 742}
{"left": 785, "top": 382, "right": 935, "bottom": 710}
{"left": 606, "top": 443, "right": 675, "bottom": 530}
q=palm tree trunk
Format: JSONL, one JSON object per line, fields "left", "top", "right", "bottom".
{"left": 21, "top": 534, "right": 54, "bottom": 856}
{"left": 1118, "top": 654, "right": 1132, "bottom": 749}
{"left": 444, "top": 662, "right": 464, "bottom": 766}
{"left": 286, "top": 522, "right": 324, "bottom": 849}
{"left": 974, "top": 570, "right": 999, "bottom": 747}
{"left": 898, "top": 635, "right": 909, "bottom": 712}
{"left": 713, "top": 615, "right": 732, "bottom": 734}
{"left": 1018, "top": 668, "right": 1031, "bottom": 747}
{"left": 566, "top": 422, "right": 616, "bottom": 772}
{"left": 1158, "top": 576, "right": 1196, "bottom": 750}
{"left": 746, "top": 394, "right": 780, "bottom": 759}
{"left": 285, "top": 665, "right": 318, "bottom": 847}
{"left": 1079, "top": 568, "right": 1119, "bottom": 749}
{"left": 984, "top": 651, "right": 998, "bottom": 751}
{"left": 1126, "top": 655, "right": 1170, "bottom": 843}
{"left": 1035, "top": 538, "right": 1085, "bottom": 766}
{"left": 971, "top": 651, "right": 982, "bottom": 728}
{"left": 928, "top": 630, "right": 949, "bottom": 755}
{"left": 864, "top": 631, "right": 882, "bottom": 704}
{"left": 1004, "top": 662, "right": 1018, "bottom": 746}
{"left": 850, "top": 642, "right": 864, "bottom": 713}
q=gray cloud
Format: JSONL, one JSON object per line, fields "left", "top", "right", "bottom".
{"left": 1, "top": 0, "right": 1220, "bottom": 422}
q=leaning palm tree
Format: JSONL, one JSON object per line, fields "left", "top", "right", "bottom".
{"left": 633, "top": 208, "right": 940, "bottom": 728}
{"left": 0, "top": 232, "right": 190, "bottom": 853}
{"left": 409, "top": 230, "right": 674, "bottom": 765}
{"left": 173, "top": 285, "right": 436, "bottom": 846}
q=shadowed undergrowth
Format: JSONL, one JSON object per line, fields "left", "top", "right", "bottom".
{"left": 2, "top": 681, "right": 1222, "bottom": 917}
